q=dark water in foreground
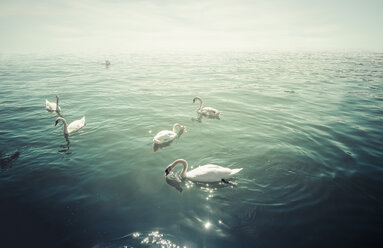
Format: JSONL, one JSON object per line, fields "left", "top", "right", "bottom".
{"left": 0, "top": 52, "right": 383, "bottom": 247}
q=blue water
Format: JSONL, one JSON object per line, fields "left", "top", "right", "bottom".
{"left": 0, "top": 52, "right": 382, "bottom": 247}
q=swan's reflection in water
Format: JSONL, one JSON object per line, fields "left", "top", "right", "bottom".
{"left": 0, "top": 151, "right": 20, "bottom": 171}
{"left": 153, "top": 141, "right": 173, "bottom": 152}
{"left": 58, "top": 134, "right": 71, "bottom": 154}
{"left": 192, "top": 113, "right": 220, "bottom": 123}
{"left": 50, "top": 111, "right": 69, "bottom": 154}
{"left": 166, "top": 177, "right": 183, "bottom": 192}
{"left": 153, "top": 129, "right": 185, "bottom": 152}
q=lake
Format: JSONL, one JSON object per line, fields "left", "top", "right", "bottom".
{"left": 0, "top": 51, "right": 382, "bottom": 247}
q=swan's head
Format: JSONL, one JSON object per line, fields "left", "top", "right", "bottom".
{"left": 55, "top": 117, "right": 65, "bottom": 126}
{"left": 164, "top": 162, "right": 176, "bottom": 176}
{"left": 164, "top": 159, "right": 187, "bottom": 177}
{"left": 173, "top": 123, "right": 185, "bottom": 133}
{"left": 193, "top": 96, "right": 201, "bottom": 103}
{"left": 164, "top": 167, "right": 171, "bottom": 176}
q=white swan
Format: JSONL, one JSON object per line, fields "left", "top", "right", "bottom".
{"left": 46, "top": 95, "right": 61, "bottom": 112}
{"left": 164, "top": 159, "right": 243, "bottom": 183}
{"left": 55, "top": 116, "right": 85, "bottom": 135}
{"left": 193, "top": 96, "right": 220, "bottom": 117}
{"left": 153, "top": 123, "right": 185, "bottom": 144}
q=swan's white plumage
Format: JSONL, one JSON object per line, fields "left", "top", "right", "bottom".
{"left": 153, "top": 123, "right": 185, "bottom": 145}
{"left": 198, "top": 107, "right": 220, "bottom": 117}
{"left": 45, "top": 99, "right": 61, "bottom": 112}
{"left": 56, "top": 116, "right": 85, "bottom": 135}
{"left": 165, "top": 159, "right": 242, "bottom": 183}
{"left": 153, "top": 130, "right": 177, "bottom": 144}
{"left": 193, "top": 96, "right": 220, "bottom": 117}
{"left": 186, "top": 164, "right": 243, "bottom": 182}
{"left": 67, "top": 116, "right": 85, "bottom": 134}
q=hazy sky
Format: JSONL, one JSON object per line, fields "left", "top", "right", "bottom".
{"left": 0, "top": 0, "right": 382, "bottom": 53}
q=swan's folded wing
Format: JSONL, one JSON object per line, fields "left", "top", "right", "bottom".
{"left": 186, "top": 164, "right": 235, "bottom": 182}
{"left": 200, "top": 164, "right": 224, "bottom": 169}
{"left": 200, "top": 107, "right": 220, "bottom": 116}
{"left": 230, "top": 168, "right": 243, "bottom": 175}
{"left": 153, "top": 130, "right": 176, "bottom": 143}
{"left": 199, "top": 164, "right": 232, "bottom": 173}
{"left": 203, "top": 107, "right": 217, "bottom": 112}
{"left": 46, "top": 100, "right": 53, "bottom": 109}
{"left": 68, "top": 118, "right": 85, "bottom": 132}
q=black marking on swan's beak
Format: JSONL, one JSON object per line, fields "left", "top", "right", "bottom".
{"left": 193, "top": 99, "right": 195, "bottom": 103}
{"left": 165, "top": 168, "right": 170, "bottom": 176}
{"left": 55, "top": 120, "right": 59, "bottom": 126}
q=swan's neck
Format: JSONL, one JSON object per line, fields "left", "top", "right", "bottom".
{"left": 172, "top": 124, "right": 181, "bottom": 133}
{"left": 196, "top": 98, "right": 203, "bottom": 110}
{"left": 180, "top": 160, "right": 188, "bottom": 177}
{"left": 56, "top": 97, "right": 59, "bottom": 111}
{"left": 172, "top": 159, "right": 188, "bottom": 178}
{"left": 61, "top": 119, "right": 69, "bottom": 134}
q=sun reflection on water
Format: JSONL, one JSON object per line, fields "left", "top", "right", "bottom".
{"left": 204, "top": 221, "right": 211, "bottom": 229}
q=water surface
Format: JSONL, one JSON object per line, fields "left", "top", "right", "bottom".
{"left": 0, "top": 52, "right": 382, "bottom": 247}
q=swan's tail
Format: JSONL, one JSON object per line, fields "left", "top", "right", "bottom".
{"left": 81, "top": 116, "right": 86, "bottom": 125}
{"left": 230, "top": 168, "right": 243, "bottom": 175}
